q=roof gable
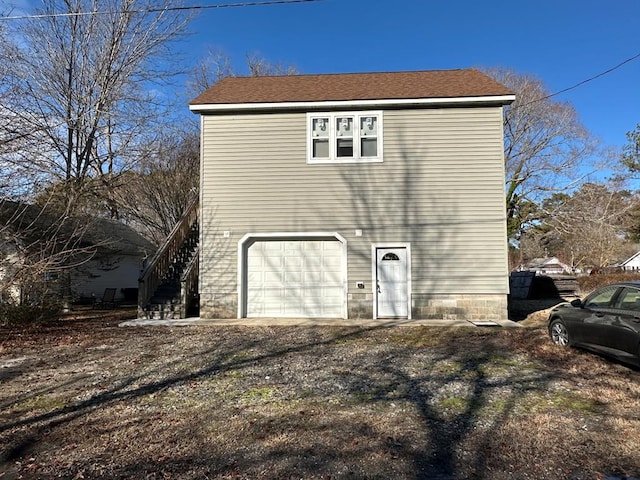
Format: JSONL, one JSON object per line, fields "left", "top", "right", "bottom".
{"left": 621, "top": 250, "right": 640, "bottom": 266}
{"left": 190, "top": 69, "right": 514, "bottom": 109}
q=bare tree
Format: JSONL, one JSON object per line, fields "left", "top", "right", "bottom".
{"left": 482, "top": 68, "right": 598, "bottom": 239}
{"left": 187, "top": 48, "right": 298, "bottom": 96}
{"left": 0, "top": 18, "right": 37, "bottom": 198}
{"left": 114, "top": 128, "right": 199, "bottom": 244}
{"left": 538, "top": 182, "right": 637, "bottom": 268}
{"left": 622, "top": 123, "right": 640, "bottom": 173}
{"left": 1, "top": 0, "right": 190, "bottom": 214}
{"left": 188, "top": 47, "right": 236, "bottom": 97}
{"left": 1, "top": 1, "right": 191, "bottom": 315}
{"left": 245, "top": 51, "right": 298, "bottom": 77}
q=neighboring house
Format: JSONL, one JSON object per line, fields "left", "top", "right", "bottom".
{"left": 0, "top": 201, "right": 155, "bottom": 304}
{"left": 519, "top": 257, "right": 571, "bottom": 275}
{"left": 620, "top": 251, "right": 640, "bottom": 271}
{"left": 189, "top": 69, "right": 515, "bottom": 322}
{"left": 68, "top": 220, "right": 156, "bottom": 302}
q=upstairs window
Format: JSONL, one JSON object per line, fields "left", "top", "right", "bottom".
{"left": 308, "top": 111, "right": 383, "bottom": 163}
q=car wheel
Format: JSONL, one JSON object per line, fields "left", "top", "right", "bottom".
{"left": 549, "top": 319, "right": 570, "bottom": 346}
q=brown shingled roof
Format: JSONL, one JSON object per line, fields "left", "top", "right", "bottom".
{"left": 190, "top": 69, "right": 514, "bottom": 106}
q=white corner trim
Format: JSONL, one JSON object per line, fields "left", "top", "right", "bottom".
{"left": 190, "top": 95, "right": 516, "bottom": 113}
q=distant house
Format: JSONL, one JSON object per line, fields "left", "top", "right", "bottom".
{"left": 519, "top": 257, "right": 571, "bottom": 275}
{"left": 0, "top": 201, "right": 155, "bottom": 304}
{"left": 67, "top": 220, "right": 156, "bottom": 303}
{"left": 620, "top": 251, "right": 640, "bottom": 271}
{"left": 184, "top": 69, "right": 515, "bottom": 322}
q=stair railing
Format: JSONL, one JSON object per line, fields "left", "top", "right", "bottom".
{"left": 180, "top": 245, "right": 199, "bottom": 318}
{"left": 138, "top": 197, "right": 199, "bottom": 318}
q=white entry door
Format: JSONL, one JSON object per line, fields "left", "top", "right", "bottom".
{"left": 376, "top": 247, "right": 409, "bottom": 318}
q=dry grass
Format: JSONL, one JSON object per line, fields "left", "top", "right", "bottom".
{"left": 577, "top": 271, "right": 640, "bottom": 293}
{"left": 509, "top": 298, "right": 566, "bottom": 328}
{"left": 1, "top": 312, "right": 640, "bottom": 479}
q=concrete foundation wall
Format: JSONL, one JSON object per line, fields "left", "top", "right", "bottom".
{"left": 201, "top": 292, "right": 508, "bottom": 322}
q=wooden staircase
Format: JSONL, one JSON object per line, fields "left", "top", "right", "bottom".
{"left": 138, "top": 198, "right": 199, "bottom": 319}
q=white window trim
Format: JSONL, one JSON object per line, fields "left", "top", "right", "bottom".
{"left": 307, "top": 111, "right": 384, "bottom": 164}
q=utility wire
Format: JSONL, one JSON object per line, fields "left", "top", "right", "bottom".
{"left": 0, "top": 0, "right": 324, "bottom": 21}
{"left": 2, "top": 0, "right": 637, "bottom": 108}
{"left": 518, "top": 50, "right": 640, "bottom": 107}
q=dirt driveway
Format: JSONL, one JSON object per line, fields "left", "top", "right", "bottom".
{"left": 1, "top": 311, "right": 639, "bottom": 479}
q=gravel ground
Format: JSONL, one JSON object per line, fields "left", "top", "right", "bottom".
{"left": 1, "top": 311, "right": 640, "bottom": 479}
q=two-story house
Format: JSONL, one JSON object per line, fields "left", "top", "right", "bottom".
{"left": 187, "top": 69, "right": 514, "bottom": 322}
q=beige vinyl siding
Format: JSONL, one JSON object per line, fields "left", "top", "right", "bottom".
{"left": 200, "top": 106, "right": 508, "bottom": 310}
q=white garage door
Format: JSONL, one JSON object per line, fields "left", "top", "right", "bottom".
{"left": 247, "top": 239, "right": 344, "bottom": 318}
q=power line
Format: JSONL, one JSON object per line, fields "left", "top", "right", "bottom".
{"left": 519, "top": 50, "right": 640, "bottom": 107}
{"left": 2, "top": 0, "right": 636, "bottom": 107}
{"left": 0, "top": 0, "right": 324, "bottom": 21}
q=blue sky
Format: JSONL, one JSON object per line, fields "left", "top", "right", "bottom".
{"left": 185, "top": 0, "right": 640, "bottom": 154}
{"left": 5, "top": 0, "right": 639, "bottom": 156}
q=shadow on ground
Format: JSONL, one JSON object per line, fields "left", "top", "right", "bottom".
{"left": 508, "top": 298, "right": 566, "bottom": 323}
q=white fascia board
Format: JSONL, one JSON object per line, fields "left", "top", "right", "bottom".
{"left": 190, "top": 94, "right": 516, "bottom": 113}
{"left": 238, "top": 231, "right": 348, "bottom": 244}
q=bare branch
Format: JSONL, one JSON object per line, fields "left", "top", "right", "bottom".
{"left": 481, "top": 68, "right": 599, "bottom": 239}
{"left": 1, "top": 0, "right": 190, "bottom": 214}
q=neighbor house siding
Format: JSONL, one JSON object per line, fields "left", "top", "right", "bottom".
{"left": 199, "top": 106, "right": 508, "bottom": 318}
{"left": 70, "top": 256, "right": 143, "bottom": 301}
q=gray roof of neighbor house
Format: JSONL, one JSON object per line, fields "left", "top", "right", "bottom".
{"left": 189, "top": 69, "right": 515, "bottom": 108}
{"left": 0, "top": 200, "right": 155, "bottom": 257}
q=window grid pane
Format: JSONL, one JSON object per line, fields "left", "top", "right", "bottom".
{"left": 361, "top": 138, "right": 377, "bottom": 157}
{"left": 337, "top": 138, "right": 354, "bottom": 157}
{"left": 360, "top": 116, "right": 377, "bottom": 136}
{"left": 336, "top": 117, "right": 353, "bottom": 138}
{"left": 312, "top": 117, "right": 329, "bottom": 137}
{"left": 313, "top": 139, "right": 329, "bottom": 158}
